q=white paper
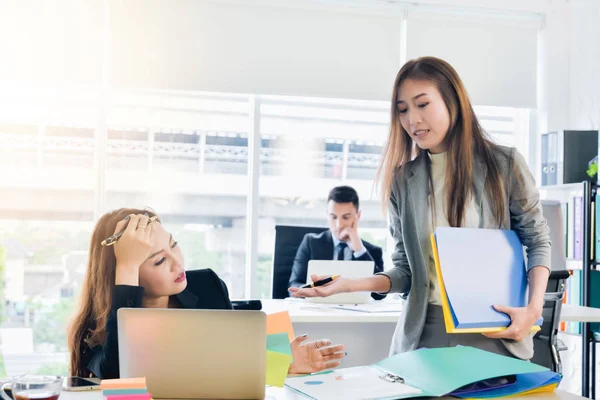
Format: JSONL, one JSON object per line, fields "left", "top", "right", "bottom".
{"left": 330, "top": 303, "right": 403, "bottom": 313}
{"left": 285, "top": 366, "right": 422, "bottom": 400}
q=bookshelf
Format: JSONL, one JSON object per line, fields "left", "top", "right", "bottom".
{"left": 540, "top": 181, "right": 597, "bottom": 398}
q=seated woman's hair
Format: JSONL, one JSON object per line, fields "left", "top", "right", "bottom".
{"left": 68, "top": 208, "right": 158, "bottom": 377}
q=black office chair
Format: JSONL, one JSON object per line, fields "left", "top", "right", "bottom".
{"left": 531, "top": 269, "right": 570, "bottom": 373}
{"left": 271, "top": 225, "right": 328, "bottom": 299}
{"left": 529, "top": 200, "right": 570, "bottom": 373}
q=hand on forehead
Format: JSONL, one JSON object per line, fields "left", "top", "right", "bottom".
{"left": 148, "top": 223, "right": 172, "bottom": 254}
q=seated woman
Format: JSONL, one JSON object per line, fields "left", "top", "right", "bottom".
{"left": 69, "top": 208, "right": 345, "bottom": 378}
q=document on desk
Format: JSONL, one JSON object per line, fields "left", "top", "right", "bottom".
{"left": 297, "top": 301, "right": 402, "bottom": 313}
{"left": 285, "top": 366, "right": 423, "bottom": 400}
{"left": 329, "top": 303, "right": 403, "bottom": 313}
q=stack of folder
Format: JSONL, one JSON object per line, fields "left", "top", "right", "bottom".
{"left": 265, "top": 311, "right": 295, "bottom": 387}
{"left": 101, "top": 378, "right": 151, "bottom": 400}
{"left": 430, "top": 227, "right": 543, "bottom": 333}
{"left": 285, "top": 346, "right": 561, "bottom": 400}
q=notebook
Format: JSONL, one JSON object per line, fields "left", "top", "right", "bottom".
{"left": 430, "top": 227, "right": 543, "bottom": 333}
{"left": 285, "top": 346, "right": 560, "bottom": 400}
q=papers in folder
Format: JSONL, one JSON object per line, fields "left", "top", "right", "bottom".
{"left": 430, "top": 227, "right": 543, "bottom": 333}
{"left": 285, "top": 346, "right": 561, "bottom": 400}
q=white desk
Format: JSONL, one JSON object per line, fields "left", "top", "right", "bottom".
{"left": 262, "top": 299, "right": 401, "bottom": 367}
{"left": 59, "top": 386, "right": 587, "bottom": 400}
{"left": 560, "top": 304, "right": 600, "bottom": 323}
{"left": 261, "top": 299, "right": 600, "bottom": 367}
{"left": 264, "top": 300, "right": 600, "bottom": 324}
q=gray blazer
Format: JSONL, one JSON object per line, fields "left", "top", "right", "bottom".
{"left": 380, "top": 145, "right": 551, "bottom": 360}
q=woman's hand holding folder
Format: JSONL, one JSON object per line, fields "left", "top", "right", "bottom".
{"left": 482, "top": 304, "right": 542, "bottom": 342}
{"left": 482, "top": 266, "right": 548, "bottom": 342}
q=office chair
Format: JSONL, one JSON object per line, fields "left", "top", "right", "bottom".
{"left": 530, "top": 200, "right": 570, "bottom": 373}
{"left": 271, "top": 225, "right": 328, "bottom": 299}
{"left": 532, "top": 269, "right": 570, "bottom": 373}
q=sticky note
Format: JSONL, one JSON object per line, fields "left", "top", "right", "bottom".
{"left": 102, "top": 389, "right": 148, "bottom": 396}
{"left": 266, "top": 311, "right": 295, "bottom": 342}
{"left": 266, "top": 350, "right": 293, "bottom": 387}
{"left": 105, "top": 394, "right": 151, "bottom": 400}
{"left": 267, "top": 332, "right": 292, "bottom": 356}
{"left": 100, "top": 377, "right": 147, "bottom": 389}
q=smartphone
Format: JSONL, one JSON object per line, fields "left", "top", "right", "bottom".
{"left": 231, "top": 299, "right": 262, "bottom": 310}
{"left": 63, "top": 377, "right": 101, "bottom": 392}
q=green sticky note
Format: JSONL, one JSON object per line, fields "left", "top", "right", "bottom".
{"left": 267, "top": 332, "right": 292, "bottom": 356}
{"left": 266, "top": 350, "right": 292, "bottom": 387}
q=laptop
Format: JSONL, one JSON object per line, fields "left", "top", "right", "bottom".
{"left": 117, "top": 308, "right": 266, "bottom": 400}
{"left": 305, "top": 260, "right": 374, "bottom": 304}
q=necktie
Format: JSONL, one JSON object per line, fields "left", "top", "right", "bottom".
{"left": 336, "top": 242, "right": 348, "bottom": 260}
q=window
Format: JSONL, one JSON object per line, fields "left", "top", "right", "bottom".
{"left": 0, "top": 88, "right": 531, "bottom": 377}
{"left": 106, "top": 91, "right": 251, "bottom": 298}
{"left": 0, "top": 117, "right": 95, "bottom": 376}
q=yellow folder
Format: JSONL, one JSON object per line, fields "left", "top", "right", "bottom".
{"left": 430, "top": 234, "right": 540, "bottom": 334}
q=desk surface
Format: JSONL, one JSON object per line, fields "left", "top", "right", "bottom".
{"left": 60, "top": 387, "right": 586, "bottom": 400}
{"left": 262, "top": 299, "right": 600, "bottom": 323}
{"left": 560, "top": 304, "right": 600, "bottom": 322}
{"left": 261, "top": 299, "right": 403, "bottom": 323}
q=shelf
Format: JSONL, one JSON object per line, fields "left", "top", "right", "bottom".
{"left": 539, "top": 182, "right": 587, "bottom": 192}
{"left": 566, "top": 259, "right": 583, "bottom": 270}
{"left": 565, "top": 259, "right": 600, "bottom": 271}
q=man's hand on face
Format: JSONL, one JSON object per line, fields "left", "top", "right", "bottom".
{"left": 339, "top": 220, "right": 364, "bottom": 252}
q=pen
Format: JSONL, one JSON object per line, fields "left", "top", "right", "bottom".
{"left": 301, "top": 275, "right": 340, "bottom": 289}
{"left": 101, "top": 216, "right": 159, "bottom": 246}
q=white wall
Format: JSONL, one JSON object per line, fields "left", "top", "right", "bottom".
{"left": 568, "top": 0, "right": 600, "bottom": 130}
{"left": 110, "top": 0, "right": 403, "bottom": 101}
{"left": 541, "top": 0, "right": 600, "bottom": 132}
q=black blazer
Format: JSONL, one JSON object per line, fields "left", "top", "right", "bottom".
{"left": 288, "top": 230, "right": 386, "bottom": 300}
{"left": 84, "top": 269, "right": 232, "bottom": 379}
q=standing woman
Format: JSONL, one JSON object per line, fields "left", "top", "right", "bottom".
{"left": 290, "top": 56, "right": 551, "bottom": 360}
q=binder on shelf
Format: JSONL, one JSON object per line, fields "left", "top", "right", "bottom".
{"left": 562, "top": 201, "right": 569, "bottom": 256}
{"left": 574, "top": 196, "right": 583, "bottom": 260}
{"left": 431, "top": 227, "right": 542, "bottom": 333}
{"left": 595, "top": 199, "right": 600, "bottom": 264}
{"left": 540, "top": 130, "right": 598, "bottom": 186}
{"left": 567, "top": 196, "right": 576, "bottom": 259}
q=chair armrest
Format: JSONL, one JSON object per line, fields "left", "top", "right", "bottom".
{"left": 557, "top": 338, "right": 568, "bottom": 352}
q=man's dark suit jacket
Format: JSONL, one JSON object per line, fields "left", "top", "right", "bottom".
{"left": 84, "top": 269, "right": 232, "bottom": 379}
{"left": 288, "top": 230, "right": 386, "bottom": 300}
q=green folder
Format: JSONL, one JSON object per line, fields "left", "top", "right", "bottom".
{"left": 376, "top": 346, "right": 549, "bottom": 396}
{"left": 286, "top": 346, "right": 561, "bottom": 400}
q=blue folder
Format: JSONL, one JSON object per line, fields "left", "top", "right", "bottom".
{"left": 433, "top": 227, "right": 543, "bottom": 330}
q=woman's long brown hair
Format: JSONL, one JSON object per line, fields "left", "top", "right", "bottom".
{"left": 68, "top": 208, "right": 158, "bottom": 377}
{"left": 376, "top": 56, "right": 506, "bottom": 227}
